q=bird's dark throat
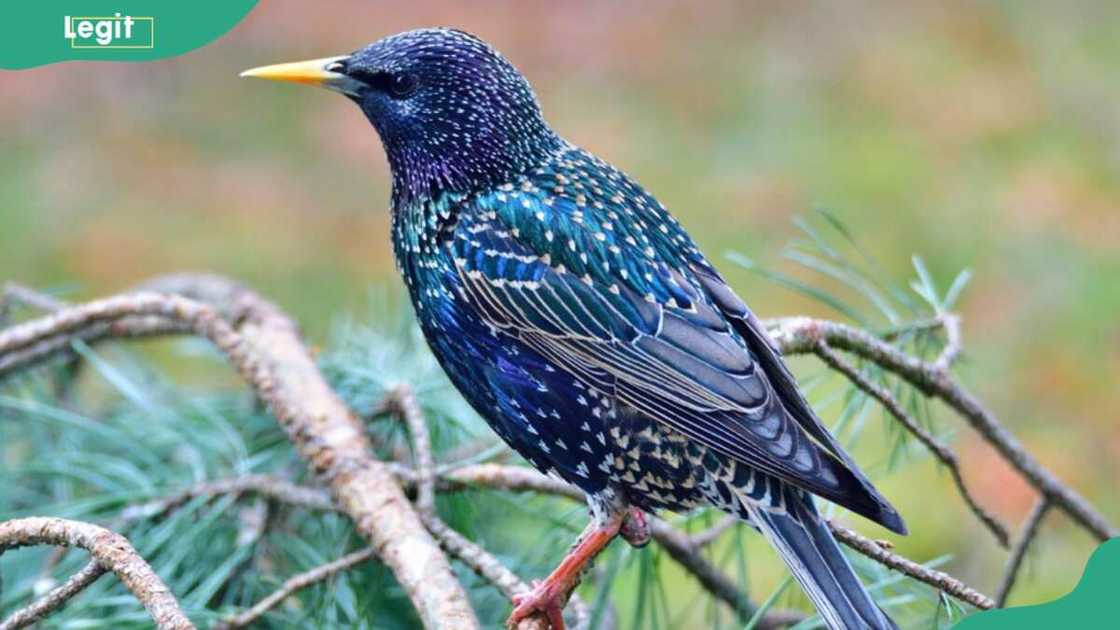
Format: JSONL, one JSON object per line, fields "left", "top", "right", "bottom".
{"left": 381, "top": 124, "right": 564, "bottom": 209}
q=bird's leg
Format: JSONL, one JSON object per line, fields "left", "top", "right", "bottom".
{"left": 507, "top": 512, "right": 624, "bottom": 629}
{"left": 619, "top": 506, "right": 651, "bottom": 547}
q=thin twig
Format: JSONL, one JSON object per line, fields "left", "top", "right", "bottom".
{"left": 814, "top": 341, "right": 1009, "bottom": 546}
{"left": 0, "top": 294, "right": 209, "bottom": 377}
{"left": 214, "top": 547, "right": 377, "bottom": 629}
{"left": 385, "top": 383, "right": 437, "bottom": 514}
{"left": 120, "top": 474, "right": 334, "bottom": 522}
{"left": 438, "top": 463, "right": 584, "bottom": 500}
{"left": 879, "top": 317, "right": 945, "bottom": 342}
{"left": 438, "top": 438, "right": 511, "bottom": 469}
{"left": 420, "top": 513, "right": 528, "bottom": 602}
{"left": 0, "top": 560, "right": 107, "bottom": 630}
{"left": 932, "top": 313, "right": 962, "bottom": 373}
{"left": 994, "top": 498, "right": 1051, "bottom": 607}
{"left": 0, "top": 314, "right": 191, "bottom": 376}
{"left": 385, "top": 382, "right": 578, "bottom": 629}
{"left": 827, "top": 522, "right": 995, "bottom": 610}
{"left": 650, "top": 517, "right": 807, "bottom": 628}
{"left": 0, "top": 283, "right": 69, "bottom": 325}
{"left": 0, "top": 284, "right": 85, "bottom": 404}
{"left": 420, "top": 512, "right": 595, "bottom": 630}
{"left": 767, "top": 316, "right": 1116, "bottom": 541}
{"left": 119, "top": 466, "right": 577, "bottom": 525}
{"left": 0, "top": 517, "right": 195, "bottom": 629}
{"left": 648, "top": 518, "right": 758, "bottom": 620}
{"left": 689, "top": 516, "right": 739, "bottom": 548}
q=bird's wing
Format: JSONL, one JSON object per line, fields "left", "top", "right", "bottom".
{"left": 449, "top": 175, "right": 903, "bottom": 532}
{"left": 690, "top": 263, "right": 906, "bottom": 533}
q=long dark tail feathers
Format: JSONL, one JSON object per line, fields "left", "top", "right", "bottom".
{"left": 745, "top": 491, "right": 898, "bottom": 630}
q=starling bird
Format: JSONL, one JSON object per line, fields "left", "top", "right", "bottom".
{"left": 243, "top": 28, "right": 906, "bottom": 630}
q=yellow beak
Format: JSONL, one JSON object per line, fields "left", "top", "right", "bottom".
{"left": 240, "top": 55, "right": 361, "bottom": 95}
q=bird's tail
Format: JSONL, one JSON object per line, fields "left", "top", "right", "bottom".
{"left": 745, "top": 490, "right": 898, "bottom": 630}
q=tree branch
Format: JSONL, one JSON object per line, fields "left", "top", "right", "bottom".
{"left": 380, "top": 383, "right": 574, "bottom": 630}
{"left": 0, "top": 517, "right": 194, "bottom": 629}
{"left": 120, "top": 474, "right": 335, "bottom": 522}
{"left": 434, "top": 463, "right": 997, "bottom": 612}
{"left": 994, "top": 498, "right": 1051, "bottom": 607}
{"left": 649, "top": 518, "right": 773, "bottom": 624}
{"left": 215, "top": 547, "right": 377, "bottom": 629}
{"left": 420, "top": 512, "right": 592, "bottom": 630}
{"left": 129, "top": 460, "right": 995, "bottom": 619}
{"left": 688, "top": 516, "right": 739, "bottom": 548}
{"left": 0, "top": 560, "right": 106, "bottom": 630}
{"left": 115, "top": 472, "right": 590, "bottom": 630}
{"left": 0, "top": 280, "right": 479, "bottom": 630}
{"left": 0, "top": 283, "right": 69, "bottom": 324}
{"left": 116, "top": 460, "right": 984, "bottom": 627}
{"left": 813, "top": 341, "right": 1009, "bottom": 546}
{"left": 827, "top": 522, "right": 995, "bottom": 610}
{"left": 766, "top": 316, "right": 1116, "bottom": 541}
{"left": 384, "top": 383, "right": 437, "bottom": 514}
{"left": 119, "top": 469, "right": 790, "bottom": 627}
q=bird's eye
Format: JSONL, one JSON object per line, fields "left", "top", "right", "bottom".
{"left": 389, "top": 73, "right": 419, "bottom": 99}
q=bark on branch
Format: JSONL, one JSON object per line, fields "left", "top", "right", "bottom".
{"left": 0, "top": 560, "right": 106, "bottom": 630}
{"left": 0, "top": 517, "right": 194, "bottom": 630}
{"left": 827, "top": 522, "right": 995, "bottom": 610}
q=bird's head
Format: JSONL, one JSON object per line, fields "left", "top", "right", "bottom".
{"left": 242, "top": 28, "right": 561, "bottom": 206}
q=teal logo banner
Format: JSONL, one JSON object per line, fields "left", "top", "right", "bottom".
{"left": 2, "top": 1, "right": 259, "bottom": 69}
{"left": 955, "top": 538, "right": 1120, "bottom": 629}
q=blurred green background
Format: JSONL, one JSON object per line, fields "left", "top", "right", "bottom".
{"left": 2, "top": 0, "right": 1117, "bottom": 619}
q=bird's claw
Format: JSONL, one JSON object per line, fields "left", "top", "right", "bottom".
{"left": 508, "top": 579, "right": 568, "bottom": 629}
{"left": 620, "top": 507, "right": 650, "bottom": 548}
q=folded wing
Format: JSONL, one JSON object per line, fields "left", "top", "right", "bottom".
{"left": 450, "top": 199, "right": 905, "bottom": 533}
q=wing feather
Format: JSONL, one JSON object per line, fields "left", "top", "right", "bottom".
{"left": 449, "top": 170, "right": 905, "bottom": 533}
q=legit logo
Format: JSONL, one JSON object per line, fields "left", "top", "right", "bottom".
{"left": 64, "top": 14, "right": 154, "bottom": 48}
